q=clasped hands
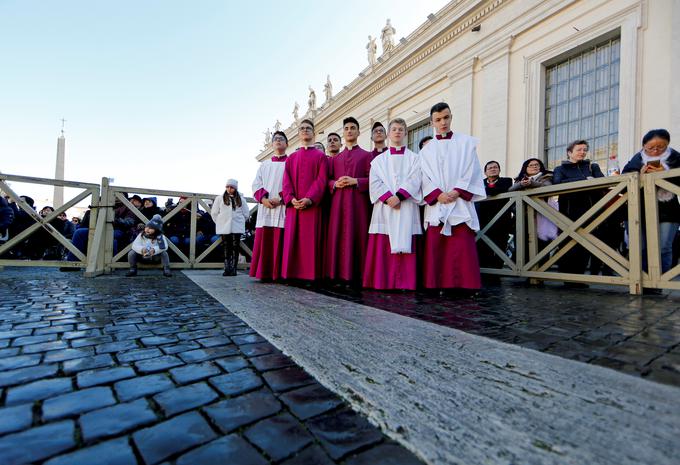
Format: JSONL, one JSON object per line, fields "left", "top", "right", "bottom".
{"left": 261, "top": 198, "right": 281, "bottom": 209}
{"left": 437, "top": 190, "right": 460, "bottom": 204}
{"left": 291, "top": 198, "right": 312, "bottom": 210}
{"left": 334, "top": 176, "right": 358, "bottom": 189}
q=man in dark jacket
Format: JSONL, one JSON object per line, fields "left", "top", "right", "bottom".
{"left": 0, "top": 196, "right": 13, "bottom": 241}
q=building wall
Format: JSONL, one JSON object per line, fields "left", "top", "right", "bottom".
{"left": 258, "top": 0, "right": 678, "bottom": 179}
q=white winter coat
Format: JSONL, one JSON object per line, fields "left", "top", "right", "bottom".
{"left": 211, "top": 193, "right": 250, "bottom": 234}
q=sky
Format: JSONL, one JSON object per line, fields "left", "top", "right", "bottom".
{"left": 0, "top": 0, "right": 447, "bottom": 209}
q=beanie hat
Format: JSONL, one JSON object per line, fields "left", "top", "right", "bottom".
{"left": 226, "top": 179, "right": 238, "bottom": 189}
{"left": 146, "top": 214, "right": 164, "bottom": 233}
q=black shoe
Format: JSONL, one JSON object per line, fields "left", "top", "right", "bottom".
{"left": 223, "top": 268, "right": 230, "bottom": 276}
{"left": 125, "top": 269, "right": 138, "bottom": 277}
{"left": 163, "top": 269, "right": 172, "bottom": 277}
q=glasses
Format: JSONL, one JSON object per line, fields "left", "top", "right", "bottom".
{"left": 299, "top": 126, "right": 313, "bottom": 132}
{"left": 327, "top": 138, "right": 340, "bottom": 143}
{"left": 372, "top": 128, "right": 385, "bottom": 134}
{"left": 272, "top": 136, "right": 286, "bottom": 142}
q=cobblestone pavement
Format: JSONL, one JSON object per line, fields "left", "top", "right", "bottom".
{"left": 0, "top": 268, "right": 424, "bottom": 465}
{"left": 302, "top": 280, "right": 680, "bottom": 388}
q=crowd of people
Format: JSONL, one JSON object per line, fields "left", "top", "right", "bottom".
{"left": 1, "top": 101, "right": 676, "bottom": 292}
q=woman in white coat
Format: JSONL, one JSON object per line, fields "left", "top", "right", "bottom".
{"left": 212, "top": 179, "right": 250, "bottom": 276}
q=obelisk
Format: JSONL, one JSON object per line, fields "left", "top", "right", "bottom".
{"left": 53, "top": 119, "right": 66, "bottom": 208}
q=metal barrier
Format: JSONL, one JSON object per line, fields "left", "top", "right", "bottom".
{"left": 0, "top": 174, "right": 102, "bottom": 274}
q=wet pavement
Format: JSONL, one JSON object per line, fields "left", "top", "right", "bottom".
{"left": 0, "top": 268, "right": 423, "bottom": 465}
{"left": 299, "top": 279, "right": 680, "bottom": 388}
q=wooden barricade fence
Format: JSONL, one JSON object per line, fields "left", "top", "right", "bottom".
{"left": 1, "top": 170, "right": 678, "bottom": 293}
{"left": 0, "top": 174, "right": 102, "bottom": 275}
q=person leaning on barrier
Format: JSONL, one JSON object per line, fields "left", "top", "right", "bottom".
{"left": 475, "top": 160, "right": 513, "bottom": 272}
{"left": 622, "top": 129, "right": 680, "bottom": 293}
{"left": 126, "top": 214, "right": 171, "bottom": 277}
{"left": 552, "top": 140, "right": 604, "bottom": 286}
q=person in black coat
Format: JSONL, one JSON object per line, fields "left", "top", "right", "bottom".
{"left": 622, "top": 129, "right": 680, "bottom": 281}
{"left": 476, "top": 160, "right": 513, "bottom": 270}
{"left": 552, "top": 140, "right": 604, "bottom": 283}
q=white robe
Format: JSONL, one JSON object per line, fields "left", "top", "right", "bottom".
{"left": 368, "top": 148, "right": 423, "bottom": 253}
{"left": 252, "top": 159, "right": 286, "bottom": 229}
{"left": 420, "top": 133, "right": 486, "bottom": 235}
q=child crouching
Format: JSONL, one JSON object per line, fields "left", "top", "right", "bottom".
{"left": 126, "top": 214, "right": 172, "bottom": 277}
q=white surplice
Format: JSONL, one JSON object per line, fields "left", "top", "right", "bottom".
{"left": 252, "top": 159, "right": 286, "bottom": 229}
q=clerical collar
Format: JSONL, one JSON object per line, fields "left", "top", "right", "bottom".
{"left": 374, "top": 146, "right": 388, "bottom": 154}
{"left": 435, "top": 131, "right": 453, "bottom": 140}
{"left": 389, "top": 146, "right": 405, "bottom": 155}
{"left": 272, "top": 153, "right": 287, "bottom": 162}
{"left": 344, "top": 144, "right": 359, "bottom": 151}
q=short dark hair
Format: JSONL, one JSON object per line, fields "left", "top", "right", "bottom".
{"left": 430, "top": 102, "right": 450, "bottom": 117}
{"left": 327, "top": 132, "right": 341, "bottom": 141}
{"left": 371, "top": 121, "right": 384, "bottom": 132}
{"left": 343, "top": 117, "right": 359, "bottom": 129}
{"left": 299, "top": 119, "right": 314, "bottom": 130}
{"left": 418, "top": 136, "right": 433, "bottom": 150}
{"left": 314, "top": 141, "right": 326, "bottom": 152}
{"left": 272, "top": 131, "right": 288, "bottom": 144}
{"left": 642, "top": 129, "right": 671, "bottom": 146}
{"left": 566, "top": 140, "right": 589, "bottom": 154}
{"left": 484, "top": 160, "right": 501, "bottom": 172}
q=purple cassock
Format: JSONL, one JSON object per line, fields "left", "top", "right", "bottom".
{"left": 324, "top": 145, "right": 373, "bottom": 282}
{"left": 281, "top": 146, "right": 328, "bottom": 281}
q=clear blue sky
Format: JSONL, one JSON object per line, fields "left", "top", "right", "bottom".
{"left": 0, "top": 0, "right": 447, "bottom": 207}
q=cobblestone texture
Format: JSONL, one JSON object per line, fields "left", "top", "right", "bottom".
{"left": 0, "top": 268, "right": 422, "bottom": 464}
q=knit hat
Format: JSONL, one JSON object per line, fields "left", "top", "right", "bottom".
{"left": 146, "top": 214, "right": 164, "bottom": 233}
{"left": 226, "top": 179, "right": 238, "bottom": 189}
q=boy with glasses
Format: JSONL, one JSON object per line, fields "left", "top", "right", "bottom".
{"left": 371, "top": 122, "right": 388, "bottom": 158}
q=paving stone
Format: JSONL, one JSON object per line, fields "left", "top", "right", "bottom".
{"left": 80, "top": 398, "right": 158, "bottom": 442}
{"left": 222, "top": 325, "right": 256, "bottom": 336}
{"left": 44, "top": 437, "right": 137, "bottom": 465}
{"left": 14, "top": 322, "right": 50, "bottom": 330}
{"left": 70, "top": 335, "right": 113, "bottom": 348}
{"left": 34, "top": 324, "right": 75, "bottom": 335}
{"left": 6, "top": 377, "right": 73, "bottom": 405}
{"left": 250, "top": 352, "right": 296, "bottom": 372}
{"left": 115, "top": 373, "right": 175, "bottom": 401}
{"left": 0, "top": 353, "right": 42, "bottom": 371}
{"left": 280, "top": 445, "right": 335, "bottom": 465}
{"left": 44, "top": 347, "right": 95, "bottom": 363}
{"left": 77, "top": 366, "right": 136, "bottom": 388}
{"left": 215, "top": 356, "right": 249, "bottom": 373}
{"left": 245, "top": 413, "right": 314, "bottom": 461}
{"left": 22, "top": 340, "right": 69, "bottom": 354}
{"left": 140, "top": 335, "right": 179, "bottom": 346}
{"left": 0, "top": 363, "right": 58, "bottom": 387}
{"left": 153, "top": 382, "right": 218, "bottom": 416}
{"left": 116, "top": 347, "right": 162, "bottom": 363}
{"left": 0, "top": 420, "right": 75, "bottom": 465}
{"left": 134, "top": 355, "right": 184, "bottom": 374}
{"left": 176, "top": 435, "right": 268, "bottom": 465}
{"left": 240, "top": 341, "right": 278, "bottom": 357}
{"left": 280, "top": 383, "right": 344, "bottom": 420}
{"left": 209, "top": 368, "right": 262, "bottom": 396}
{"left": 178, "top": 345, "right": 240, "bottom": 363}
{"left": 63, "top": 354, "right": 115, "bottom": 374}
{"left": 204, "top": 389, "right": 281, "bottom": 433}
{"left": 0, "top": 403, "right": 33, "bottom": 435}
{"left": 62, "top": 329, "right": 101, "bottom": 340}
{"left": 95, "top": 340, "right": 139, "bottom": 354}
{"left": 0, "top": 329, "right": 33, "bottom": 340}
{"left": 0, "top": 347, "right": 20, "bottom": 357}
{"left": 307, "top": 409, "right": 383, "bottom": 460}
{"left": 344, "top": 443, "right": 424, "bottom": 465}
{"left": 159, "top": 341, "right": 200, "bottom": 355}
{"left": 197, "top": 336, "right": 232, "bottom": 347}
{"left": 263, "top": 366, "right": 316, "bottom": 393}
{"left": 176, "top": 328, "right": 223, "bottom": 341}
{"left": 43, "top": 386, "right": 117, "bottom": 420}
{"left": 133, "top": 411, "right": 217, "bottom": 464}
{"left": 11, "top": 333, "right": 57, "bottom": 346}
{"left": 231, "top": 333, "right": 266, "bottom": 345}
{"left": 169, "top": 361, "right": 221, "bottom": 384}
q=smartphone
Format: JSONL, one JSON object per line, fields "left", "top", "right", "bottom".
{"left": 648, "top": 160, "right": 662, "bottom": 168}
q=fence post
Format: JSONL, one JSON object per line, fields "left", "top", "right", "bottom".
{"left": 627, "top": 174, "right": 642, "bottom": 294}
{"left": 189, "top": 195, "right": 198, "bottom": 267}
{"left": 642, "top": 172, "right": 662, "bottom": 289}
{"left": 84, "top": 178, "right": 108, "bottom": 277}
{"left": 514, "top": 195, "right": 525, "bottom": 277}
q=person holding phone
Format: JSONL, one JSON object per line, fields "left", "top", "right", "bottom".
{"left": 623, "top": 129, "right": 680, "bottom": 292}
